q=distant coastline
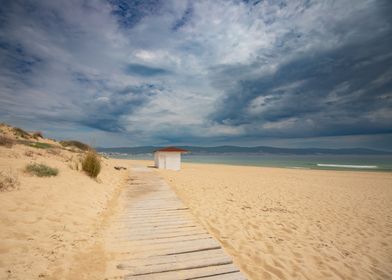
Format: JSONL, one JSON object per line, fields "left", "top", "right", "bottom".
{"left": 97, "top": 145, "right": 392, "bottom": 156}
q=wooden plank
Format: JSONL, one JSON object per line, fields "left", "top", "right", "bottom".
{"left": 118, "top": 217, "right": 192, "bottom": 224}
{"left": 124, "top": 264, "right": 239, "bottom": 280}
{"left": 124, "top": 232, "right": 211, "bottom": 242}
{"left": 117, "top": 248, "right": 231, "bottom": 266}
{"left": 108, "top": 238, "right": 221, "bottom": 253}
{"left": 114, "top": 236, "right": 214, "bottom": 248}
{"left": 117, "top": 213, "right": 191, "bottom": 219}
{"left": 110, "top": 227, "right": 206, "bottom": 239}
{"left": 112, "top": 225, "right": 201, "bottom": 236}
{"left": 130, "top": 219, "right": 193, "bottom": 224}
{"left": 107, "top": 244, "right": 223, "bottom": 257}
{"left": 112, "top": 233, "right": 208, "bottom": 243}
{"left": 119, "top": 258, "right": 233, "bottom": 274}
{"left": 114, "top": 220, "right": 195, "bottom": 230}
{"left": 125, "top": 207, "right": 189, "bottom": 212}
{"left": 113, "top": 233, "right": 212, "bottom": 244}
{"left": 189, "top": 271, "right": 246, "bottom": 280}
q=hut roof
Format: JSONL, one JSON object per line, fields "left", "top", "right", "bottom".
{"left": 155, "top": 147, "right": 188, "bottom": 153}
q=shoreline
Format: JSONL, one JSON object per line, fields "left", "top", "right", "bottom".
{"left": 111, "top": 158, "right": 392, "bottom": 174}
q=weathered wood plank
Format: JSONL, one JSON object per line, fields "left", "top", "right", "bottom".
{"left": 116, "top": 248, "right": 231, "bottom": 266}
{"left": 107, "top": 238, "right": 221, "bottom": 254}
{"left": 189, "top": 271, "right": 247, "bottom": 280}
{"left": 113, "top": 221, "right": 196, "bottom": 230}
{"left": 123, "top": 232, "right": 211, "bottom": 242}
{"left": 113, "top": 233, "right": 212, "bottom": 244}
{"left": 120, "top": 258, "right": 234, "bottom": 275}
{"left": 124, "top": 264, "right": 240, "bottom": 280}
{"left": 112, "top": 224, "right": 201, "bottom": 235}
{"left": 110, "top": 227, "right": 206, "bottom": 239}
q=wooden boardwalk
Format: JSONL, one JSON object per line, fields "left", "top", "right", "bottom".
{"left": 104, "top": 166, "right": 246, "bottom": 280}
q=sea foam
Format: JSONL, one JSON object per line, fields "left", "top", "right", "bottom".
{"left": 317, "top": 164, "right": 378, "bottom": 169}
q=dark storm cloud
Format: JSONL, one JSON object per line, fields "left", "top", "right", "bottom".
{"left": 13, "top": 83, "right": 162, "bottom": 133}
{"left": 108, "top": 0, "right": 163, "bottom": 28}
{"left": 67, "top": 83, "right": 161, "bottom": 132}
{"left": 0, "top": 41, "right": 43, "bottom": 76}
{"left": 210, "top": 29, "right": 392, "bottom": 138}
{"left": 172, "top": 2, "right": 193, "bottom": 31}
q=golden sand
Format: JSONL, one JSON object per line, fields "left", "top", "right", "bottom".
{"left": 157, "top": 162, "right": 392, "bottom": 280}
{"left": 1, "top": 123, "right": 391, "bottom": 280}
{"left": 0, "top": 124, "right": 131, "bottom": 279}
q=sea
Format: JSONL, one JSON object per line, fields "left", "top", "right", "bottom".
{"left": 105, "top": 153, "right": 392, "bottom": 172}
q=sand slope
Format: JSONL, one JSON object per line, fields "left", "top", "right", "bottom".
{"left": 0, "top": 125, "right": 130, "bottom": 279}
{"left": 158, "top": 163, "right": 392, "bottom": 280}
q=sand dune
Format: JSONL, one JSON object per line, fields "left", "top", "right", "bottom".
{"left": 0, "top": 124, "right": 130, "bottom": 279}
{"left": 158, "top": 163, "right": 392, "bottom": 280}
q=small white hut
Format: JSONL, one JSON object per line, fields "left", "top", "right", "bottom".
{"left": 154, "top": 147, "right": 188, "bottom": 171}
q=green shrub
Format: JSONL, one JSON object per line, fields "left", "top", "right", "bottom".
{"left": 0, "top": 135, "right": 14, "bottom": 148}
{"left": 60, "top": 140, "right": 90, "bottom": 151}
{"left": 82, "top": 151, "right": 101, "bottom": 178}
{"left": 25, "top": 163, "right": 58, "bottom": 177}
{"left": 13, "top": 127, "right": 30, "bottom": 138}
{"left": 28, "top": 142, "right": 52, "bottom": 149}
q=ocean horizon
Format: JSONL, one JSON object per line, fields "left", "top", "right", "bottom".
{"left": 103, "top": 153, "right": 392, "bottom": 172}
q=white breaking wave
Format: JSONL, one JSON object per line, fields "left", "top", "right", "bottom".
{"left": 317, "top": 164, "right": 378, "bottom": 169}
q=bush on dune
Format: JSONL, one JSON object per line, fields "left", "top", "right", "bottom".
{"left": 25, "top": 163, "right": 58, "bottom": 177}
{"left": 82, "top": 150, "right": 101, "bottom": 178}
{"left": 60, "top": 140, "right": 91, "bottom": 151}
{"left": 28, "top": 142, "right": 52, "bottom": 149}
{"left": 13, "top": 127, "right": 30, "bottom": 139}
{"left": 32, "top": 131, "right": 43, "bottom": 139}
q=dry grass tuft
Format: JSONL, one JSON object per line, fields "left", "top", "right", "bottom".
{"left": 0, "top": 169, "right": 19, "bottom": 192}
{"left": 24, "top": 150, "right": 34, "bottom": 157}
{"left": 47, "top": 148, "right": 61, "bottom": 156}
{"left": 0, "top": 135, "right": 14, "bottom": 148}
{"left": 25, "top": 163, "right": 58, "bottom": 177}
{"left": 82, "top": 150, "right": 101, "bottom": 178}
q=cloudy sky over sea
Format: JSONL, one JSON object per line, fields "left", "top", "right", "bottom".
{"left": 1, "top": 0, "right": 391, "bottom": 149}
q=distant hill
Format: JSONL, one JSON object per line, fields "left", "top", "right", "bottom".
{"left": 96, "top": 145, "right": 392, "bottom": 155}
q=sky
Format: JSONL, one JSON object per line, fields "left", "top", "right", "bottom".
{"left": 0, "top": 0, "right": 391, "bottom": 149}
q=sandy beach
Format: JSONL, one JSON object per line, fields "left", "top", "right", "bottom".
{"left": 1, "top": 121, "right": 392, "bottom": 280}
{"left": 156, "top": 162, "right": 392, "bottom": 280}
